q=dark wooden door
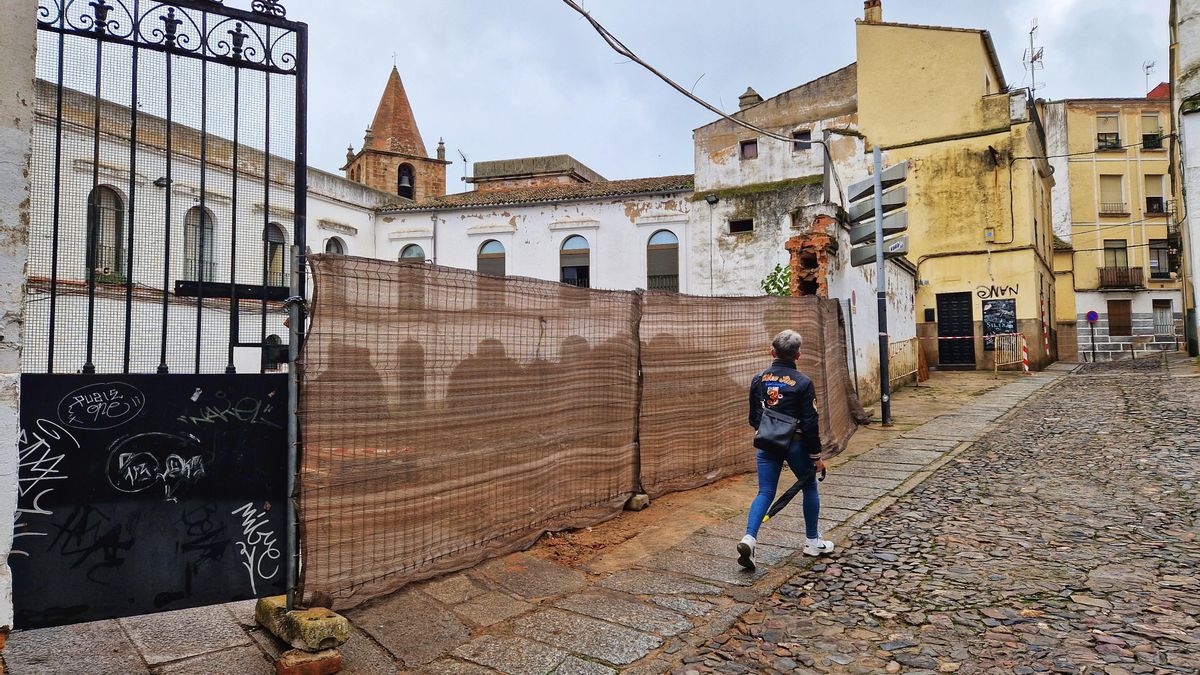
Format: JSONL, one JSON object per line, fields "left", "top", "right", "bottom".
{"left": 937, "top": 292, "right": 976, "bottom": 366}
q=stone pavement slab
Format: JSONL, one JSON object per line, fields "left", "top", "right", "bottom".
{"left": 554, "top": 655, "right": 617, "bottom": 674}
{"left": 348, "top": 589, "right": 470, "bottom": 668}
{"left": 673, "top": 534, "right": 793, "bottom": 566}
{"left": 453, "top": 634, "right": 568, "bottom": 674}
{"left": 651, "top": 596, "right": 715, "bottom": 617}
{"left": 599, "top": 570, "right": 722, "bottom": 596}
{"left": 2, "top": 619, "right": 150, "bottom": 675}
{"left": 154, "top": 644, "right": 273, "bottom": 675}
{"left": 555, "top": 592, "right": 691, "bottom": 636}
{"left": 702, "top": 518, "right": 813, "bottom": 549}
{"left": 511, "top": 609, "right": 661, "bottom": 666}
{"left": 644, "top": 548, "right": 766, "bottom": 586}
{"left": 819, "top": 475, "right": 901, "bottom": 491}
{"left": 120, "top": 605, "right": 253, "bottom": 666}
{"left": 450, "top": 590, "right": 532, "bottom": 627}
{"left": 476, "top": 553, "right": 588, "bottom": 600}
{"left": 832, "top": 465, "right": 918, "bottom": 481}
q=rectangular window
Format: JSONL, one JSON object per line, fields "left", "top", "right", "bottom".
{"left": 729, "top": 219, "right": 754, "bottom": 234}
{"left": 1103, "top": 239, "right": 1128, "bottom": 268}
{"left": 1107, "top": 299, "right": 1132, "bottom": 336}
{"left": 1099, "top": 175, "right": 1125, "bottom": 214}
{"left": 1097, "top": 113, "right": 1121, "bottom": 149}
{"left": 1142, "top": 113, "right": 1163, "bottom": 149}
{"left": 1149, "top": 239, "right": 1170, "bottom": 278}
{"left": 1144, "top": 174, "right": 1165, "bottom": 214}
{"left": 791, "top": 130, "right": 812, "bottom": 152}
{"left": 739, "top": 139, "right": 758, "bottom": 160}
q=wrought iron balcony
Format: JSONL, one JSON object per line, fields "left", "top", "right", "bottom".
{"left": 1142, "top": 133, "right": 1164, "bottom": 150}
{"left": 1096, "top": 133, "right": 1123, "bottom": 150}
{"left": 1099, "top": 202, "right": 1129, "bottom": 215}
{"left": 1146, "top": 197, "right": 1167, "bottom": 215}
{"left": 1098, "top": 266, "right": 1144, "bottom": 288}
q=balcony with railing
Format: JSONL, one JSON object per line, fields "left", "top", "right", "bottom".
{"left": 1099, "top": 201, "right": 1129, "bottom": 215}
{"left": 1098, "top": 266, "right": 1144, "bottom": 289}
{"left": 1096, "top": 133, "right": 1123, "bottom": 150}
{"left": 647, "top": 274, "right": 679, "bottom": 292}
{"left": 1142, "top": 133, "right": 1164, "bottom": 150}
{"left": 1146, "top": 197, "right": 1167, "bottom": 216}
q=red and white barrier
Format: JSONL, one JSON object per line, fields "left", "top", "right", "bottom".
{"left": 1021, "top": 334, "right": 1031, "bottom": 375}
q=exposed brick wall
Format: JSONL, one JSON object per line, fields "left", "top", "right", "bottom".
{"left": 785, "top": 214, "right": 838, "bottom": 298}
{"left": 345, "top": 151, "right": 447, "bottom": 200}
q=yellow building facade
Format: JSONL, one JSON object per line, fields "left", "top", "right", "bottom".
{"left": 1044, "top": 98, "right": 1184, "bottom": 361}
{"left": 855, "top": 15, "right": 1058, "bottom": 370}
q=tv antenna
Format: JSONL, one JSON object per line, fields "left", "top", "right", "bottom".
{"left": 457, "top": 149, "right": 469, "bottom": 186}
{"left": 1143, "top": 60, "right": 1157, "bottom": 95}
{"left": 1023, "top": 19, "right": 1045, "bottom": 98}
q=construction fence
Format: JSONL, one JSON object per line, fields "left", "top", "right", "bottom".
{"left": 296, "top": 255, "right": 868, "bottom": 609}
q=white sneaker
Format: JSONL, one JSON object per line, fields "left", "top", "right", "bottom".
{"left": 737, "top": 534, "right": 756, "bottom": 570}
{"left": 803, "top": 537, "right": 835, "bottom": 557}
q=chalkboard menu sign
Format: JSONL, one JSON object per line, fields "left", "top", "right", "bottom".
{"left": 13, "top": 374, "right": 288, "bottom": 629}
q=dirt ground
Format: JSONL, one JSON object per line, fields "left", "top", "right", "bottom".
{"left": 529, "top": 369, "right": 1015, "bottom": 574}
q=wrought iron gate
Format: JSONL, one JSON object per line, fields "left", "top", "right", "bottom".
{"left": 18, "top": 0, "right": 307, "bottom": 629}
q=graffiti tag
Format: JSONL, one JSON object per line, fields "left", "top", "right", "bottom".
{"left": 231, "top": 502, "right": 281, "bottom": 595}
{"left": 13, "top": 419, "right": 79, "bottom": 557}
{"left": 57, "top": 382, "right": 145, "bottom": 430}
{"left": 976, "top": 284, "right": 1019, "bottom": 299}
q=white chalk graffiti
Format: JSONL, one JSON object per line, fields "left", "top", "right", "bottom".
{"left": 231, "top": 502, "right": 281, "bottom": 595}
{"left": 14, "top": 419, "right": 80, "bottom": 557}
{"left": 105, "top": 433, "right": 208, "bottom": 502}
{"left": 57, "top": 382, "right": 145, "bottom": 430}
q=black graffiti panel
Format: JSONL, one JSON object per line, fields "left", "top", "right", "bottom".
{"left": 13, "top": 374, "right": 287, "bottom": 629}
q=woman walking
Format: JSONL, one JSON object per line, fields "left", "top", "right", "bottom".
{"left": 738, "top": 329, "right": 834, "bottom": 570}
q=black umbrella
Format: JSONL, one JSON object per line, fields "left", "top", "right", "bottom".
{"left": 762, "top": 467, "right": 826, "bottom": 524}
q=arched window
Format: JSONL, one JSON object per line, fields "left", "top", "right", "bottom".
{"left": 398, "top": 163, "right": 415, "bottom": 200}
{"left": 477, "top": 239, "right": 505, "bottom": 276}
{"left": 400, "top": 243, "right": 426, "bottom": 261}
{"left": 647, "top": 229, "right": 679, "bottom": 292}
{"left": 265, "top": 223, "right": 287, "bottom": 286}
{"left": 324, "top": 237, "right": 345, "bottom": 255}
{"left": 184, "top": 206, "right": 215, "bottom": 282}
{"left": 560, "top": 235, "right": 590, "bottom": 288}
{"left": 87, "top": 186, "right": 125, "bottom": 280}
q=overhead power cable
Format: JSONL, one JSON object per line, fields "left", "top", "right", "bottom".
{"left": 560, "top": 0, "right": 847, "bottom": 206}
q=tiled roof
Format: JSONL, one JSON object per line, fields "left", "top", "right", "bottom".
{"left": 1053, "top": 235, "right": 1072, "bottom": 251}
{"left": 381, "top": 174, "right": 695, "bottom": 211}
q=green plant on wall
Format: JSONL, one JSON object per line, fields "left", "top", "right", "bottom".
{"left": 760, "top": 263, "right": 792, "bottom": 297}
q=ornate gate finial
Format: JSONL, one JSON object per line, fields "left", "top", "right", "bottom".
{"left": 251, "top": 0, "right": 287, "bottom": 17}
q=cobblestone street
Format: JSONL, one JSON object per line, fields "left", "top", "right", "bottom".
{"left": 670, "top": 359, "right": 1200, "bottom": 675}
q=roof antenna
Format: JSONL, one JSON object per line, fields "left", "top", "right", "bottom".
{"left": 457, "top": 149, "right": 469, "bottom": 187}
{"left": 1143, "top": 60, "right": 1156, "bottom": 96}
{"left": 1023, "top": 19, "right": 1044, "bottom": 98}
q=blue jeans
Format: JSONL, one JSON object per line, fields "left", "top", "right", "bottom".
{"left": 745, "top": 439, "right": 820, "bottom": 539}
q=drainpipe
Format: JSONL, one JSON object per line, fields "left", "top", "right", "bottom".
{"left": 430, "top": 211, "right": 438, "bottom": 264}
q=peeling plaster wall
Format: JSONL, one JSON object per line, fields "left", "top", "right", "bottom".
{"left": 0, "top": 4, "right": 35, "bottom": 631}
{"left": 377, "top": 193, "right": 691, "bottom": 291}
{"left": 1043, "top": 102, "right": 1073, "bottom": 241}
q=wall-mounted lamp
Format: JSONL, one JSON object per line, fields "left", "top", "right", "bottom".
{"left": 704, "top": 194, "right": 719, "bottom": 206}
{"left": 153, "top": 177, "right": 171, "bottom": 188}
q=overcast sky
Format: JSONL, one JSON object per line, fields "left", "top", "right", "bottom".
{"left": 288, "top": 0, "right": 1169, "bottom": 187}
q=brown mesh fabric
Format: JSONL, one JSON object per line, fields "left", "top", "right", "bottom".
{"left": 298, "top": 256, "right": 639, "bottom": 608}
{"left": 297, "top": 257, "right": 865, "bottom": 609}
{"left": 637, "top": 293, "right": 867, "bottom": 498}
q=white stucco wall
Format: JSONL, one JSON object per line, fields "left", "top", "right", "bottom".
{"left": 1176, "top": 0, "right": 1200, "bottom": 349}
{"left": 0, "top": 2, "right": 35, "bottom": 632}
{"left": 376, "top": 192, "right": 692, "bottom": 292}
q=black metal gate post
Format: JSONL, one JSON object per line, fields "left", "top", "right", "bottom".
{"left": 20, "top": 0, "right": 308, "bottom": 629}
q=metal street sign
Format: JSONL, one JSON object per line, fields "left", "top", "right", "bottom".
{"left": 851, "top": 234, "right": 909, "bottom": 267}
{"left": 850, "top": 211, "right": 908, "bottom": 245}
{"left": 847, "top": 160, "right": 909, "bottom": 203}
{"left": 848, "top": 186, "right": 907, "bottom": 223}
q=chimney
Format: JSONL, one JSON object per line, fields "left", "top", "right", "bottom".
{"left": 863, "top": 0, "right": 882, "bottom": 23}
{"left": 738, "top": 86, "right": 763, "bottom": 110}
{"left": 437, "top": 138, "right": 446, "bottom": 161}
